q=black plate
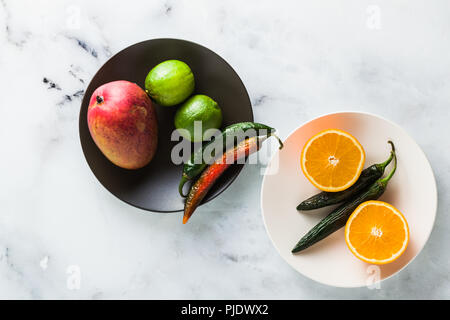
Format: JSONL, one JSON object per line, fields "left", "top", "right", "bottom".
{"left": 79, "top": 39, "right": 253, "bottom": 212}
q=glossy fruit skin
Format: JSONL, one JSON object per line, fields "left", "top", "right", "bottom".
{"left": 183, "top": 135, "right": 267, "bottom": 224}
{"left": 292, "top": 142, "right": 396, "bottom": 253}
{"left": 297, "top": 142, "right": 395, "bottom": 210}
{"left": 174, "top": 94, "right": 223, "bottom": 142}
{"left": 87, "top": 80, "right": 158, "bottom": 169}
{"left": 145, "top": 60, "right": 195, "bottom": 107}
{"left": 178, "top": 122, "right": 282, "bottom": 197}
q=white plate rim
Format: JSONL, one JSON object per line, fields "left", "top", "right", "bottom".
{"left": 260, "top": 110, "right": 438, "bottom": 288}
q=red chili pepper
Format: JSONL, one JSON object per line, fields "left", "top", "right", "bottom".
{"left": 183, "top": 135, "right": 268, "bottom": 224}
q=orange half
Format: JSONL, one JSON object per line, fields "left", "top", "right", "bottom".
{"left": 301, "top": 129, "right": 365, "bottom": 192}
{"left": 345, "top": 201, "right": 409, "bottom": 265}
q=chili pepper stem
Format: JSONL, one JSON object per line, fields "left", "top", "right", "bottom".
{"left": 380, "top": 146, "right": 397, "bottom": 186}
{"left": 377, "top": 141, "right": 395, "bottom": 171}
{"left": 269, "top": 133, "right": 284, "bottom": 149}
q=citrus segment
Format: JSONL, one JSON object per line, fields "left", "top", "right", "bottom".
{"left": 345, "top": 200, "right": 409, "bottom": 265}
{"left": 301, "top": 129, "right": 365, "bottom": 192}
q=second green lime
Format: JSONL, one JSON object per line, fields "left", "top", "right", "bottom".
{"left": 175, "top": 95, "right": 223, "bottom": 142}
{"left": 145, "top": 60, "right": 195, "bottom": 106}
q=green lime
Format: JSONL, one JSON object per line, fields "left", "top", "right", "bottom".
{"left": 145, "top": 60, "right": 195, "bottom": 107}
{"left": 174, "top": 94, "right": 223, "bottom": 142}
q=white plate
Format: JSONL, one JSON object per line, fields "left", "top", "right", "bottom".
{"left": 261, "top": 112, "right": 437, "bottom": 288}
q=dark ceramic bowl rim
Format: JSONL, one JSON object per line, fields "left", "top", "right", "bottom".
{"left": 79, "top": 38, "right": 253, "bottom": 213}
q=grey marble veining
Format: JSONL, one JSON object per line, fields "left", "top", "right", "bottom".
{"left": 0, "top": 0, "right": 449, "bottom": 299}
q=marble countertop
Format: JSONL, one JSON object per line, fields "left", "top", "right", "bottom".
{"left": 1, "top": 0, "right": 449, "bottom": 299}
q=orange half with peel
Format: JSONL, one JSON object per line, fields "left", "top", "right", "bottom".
{"left": 345, "top": 200, "right": 409, "bottom": 265}
{"left": 300, "top": 129, "right": 365, "bottom": 192}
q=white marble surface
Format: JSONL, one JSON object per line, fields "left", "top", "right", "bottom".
{"left": 0, "top": 0, "right": 449, "bottom": 299}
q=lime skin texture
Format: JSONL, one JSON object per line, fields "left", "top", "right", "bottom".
{"left": 174, "top": 94, "right": 223, "bottom": 142}
{"left": 145, "top": 60, "right": 195, "bottom": 107}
